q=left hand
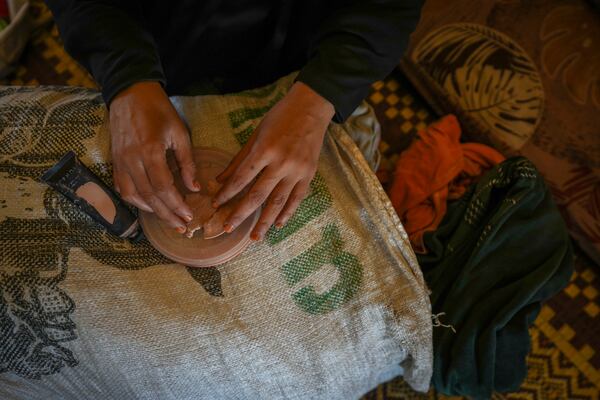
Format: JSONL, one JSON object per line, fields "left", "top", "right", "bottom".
{"left": 214, "top": 81, "right": 335, "bottom": 241}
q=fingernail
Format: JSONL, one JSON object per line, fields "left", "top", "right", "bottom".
{"left": 176, "top": 226, "right": 186, "bottom": 234}
{"left": 212, "top": 201, "right": 219, "bottom": 209}
{"left": 184, "top": 214, "right": 193, "bottom": 222}
{"left": 250, "top": 232, "right": 260, "bottom": 241}
{"left": 193, "top": 180, "right": 201, "bottom": 191}
{"left": 223, "top": 223, "right": 234, "bottom": 233}
{"left": 275, "top": 222, "right": 283, "bottom": 229}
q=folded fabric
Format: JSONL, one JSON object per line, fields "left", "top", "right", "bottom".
{"left": 342, "top": 102, "right": 382, "bottom": 172}
{"left": 389, "top": 115, "right": 505, "bottom": 253}
{"left": 418, "top": 157, "right": 574, "bottom": 399}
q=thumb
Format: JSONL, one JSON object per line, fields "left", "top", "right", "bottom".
{"left": 173, "top": 130, "right": 200, "bottom": 192}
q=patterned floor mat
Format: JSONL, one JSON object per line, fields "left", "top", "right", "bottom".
{"left": 1, "top": 3, "right": 598, "bottom": 399}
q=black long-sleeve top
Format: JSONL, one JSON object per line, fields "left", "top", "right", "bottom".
{"left": 46, "top": 0, "right": 422, "bottom": 122}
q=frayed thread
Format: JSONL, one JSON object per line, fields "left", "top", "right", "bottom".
{"left": 432, "top": 312, "right": 456, "bottom": 333}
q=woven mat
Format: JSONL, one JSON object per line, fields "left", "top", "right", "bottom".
{"left": 1, "top": 3, "right": 598, "bottom": 399}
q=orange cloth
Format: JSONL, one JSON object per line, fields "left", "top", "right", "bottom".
{"left": 389, "top": 115, "right": 505, "bottom": 253}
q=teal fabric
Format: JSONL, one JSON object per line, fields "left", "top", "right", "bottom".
{"left": 418, "top": 157, "right": 573, "bottom": 399}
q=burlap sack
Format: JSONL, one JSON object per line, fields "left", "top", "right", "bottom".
{"left": 0, "top": 74, "right": 432, "bottom": 399}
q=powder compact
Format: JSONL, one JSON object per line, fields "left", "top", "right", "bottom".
{"left": 139, "top": 147, "right": 259, "bottom": 268}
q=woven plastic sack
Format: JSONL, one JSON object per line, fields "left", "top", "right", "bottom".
{"left": 0, "top": 74, "right": 432, "bottom": 399}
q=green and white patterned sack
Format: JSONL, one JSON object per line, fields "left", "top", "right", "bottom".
{"left": 0, "top": 74, "right": 432, "bottom": 399}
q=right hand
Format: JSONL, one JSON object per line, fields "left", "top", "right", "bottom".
{"left": 109, "top": 81, "right": 200, "bottom": 233}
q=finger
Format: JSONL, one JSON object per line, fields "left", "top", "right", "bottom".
{"left": 216, "top": 132, "right": 257, "bottom": 184}
{"left": 213, "top": 153, "right": 268, "bottom": 208}
{"left": 117, "top": 172, "right": 153, "bottom": 212}
{"left": 223, "top": 169, "right": 280, "bottom": 234}
{"left": 128, "top": 162, "right": 188, "bottom": 231}
{"left": 275, "top": 179, "right": 311, "bottom": 227}
{"left": 250, "top": 179, "right": 294, "bottom": 241}
{"left": 173, "top": 130, "right": 200, "bottom": 192}
{"left": 144, "top": 149, "right": 194, "bottom": 222}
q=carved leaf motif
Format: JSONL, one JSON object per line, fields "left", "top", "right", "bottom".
{"left": 443, "top": 64, "right": 542, "bottom": 146}
{"left": 412, "top": 23, "right": 544, "bottom": 150}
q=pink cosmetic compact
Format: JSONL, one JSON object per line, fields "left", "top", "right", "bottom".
{"left": 139, "top": 147, "right": 259, "bottom": 268}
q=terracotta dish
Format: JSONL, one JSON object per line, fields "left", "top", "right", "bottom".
{"left": 139, "top": 147, "right": 259, "bottom": 268}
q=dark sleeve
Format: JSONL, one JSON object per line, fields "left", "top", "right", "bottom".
{"left": 46, "top": 0, "right": 165, "bottom": 105}
{"left": 296, "top": 0, "right": 423, "bottom": 122}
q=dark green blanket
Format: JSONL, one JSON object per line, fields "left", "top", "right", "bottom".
{"left": 419, "top": 157, "right": 573, "bottom": 399}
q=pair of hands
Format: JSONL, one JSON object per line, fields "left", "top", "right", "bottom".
{"left": 110, "top": 81, "right": 334, "bottom": 241}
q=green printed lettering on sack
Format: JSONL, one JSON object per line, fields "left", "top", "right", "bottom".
{"left": 234, "top": 126, "right": 254, "bottom": 146}
{"left": 266, "top": 174, "right": 331, "bottom": 245}
{"left": 228, "top": 92, "right": 284, "bottom": 129}
{"left": 282, "top": 225, "right": 363, "bottom": 314}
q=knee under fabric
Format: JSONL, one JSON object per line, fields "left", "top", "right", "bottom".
{"left": 0, "top": 73, "right": 432, "bottom": 400}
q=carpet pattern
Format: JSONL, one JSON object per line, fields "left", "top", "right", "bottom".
{"left": 1, "top": 4, "right": 598, "bottom": 399}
